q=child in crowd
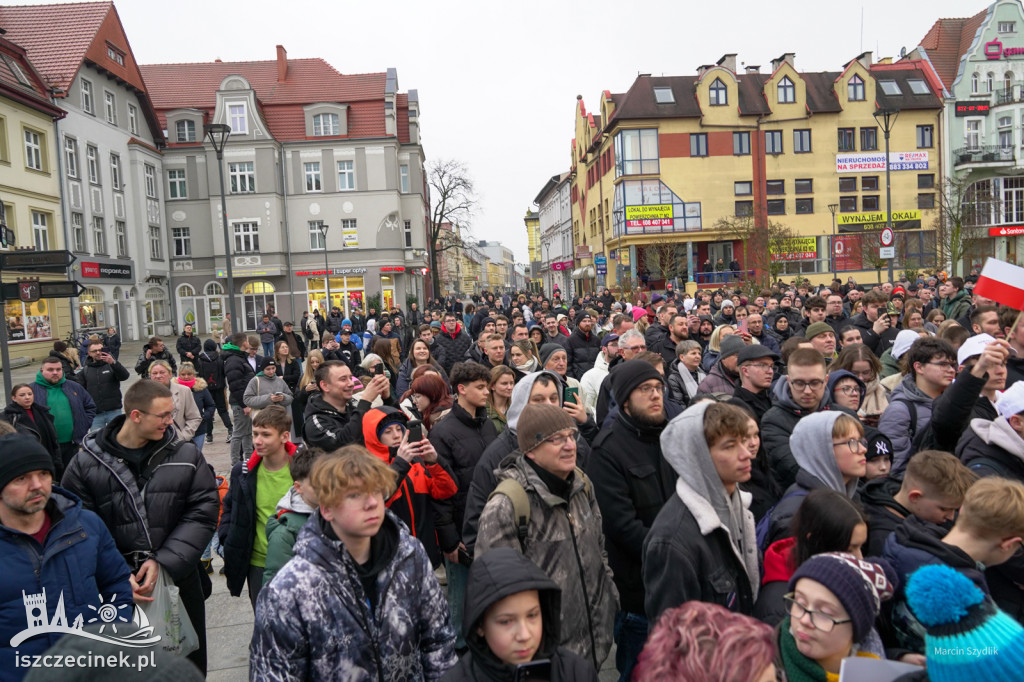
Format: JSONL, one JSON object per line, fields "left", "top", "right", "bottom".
{"left": 262, "top": 446, "right": 321, "bottom": 585}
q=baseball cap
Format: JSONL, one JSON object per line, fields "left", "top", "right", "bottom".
{"left": 601, "top": 333, "right": 619, "bottom": 348}
{"left": 998, "top": 381, "right": 1024, "bottom": 419}
{"left": 957, "top": 333, "right": 996, "bottom": 367}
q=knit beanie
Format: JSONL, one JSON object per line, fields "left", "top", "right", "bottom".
{"left": 516, "top": 404, "right": 576, "bottom": 455}
{"left": 375, "top": 410, "right": 408, "bottom": 439}
{"left": 538, "top": 343, "right": 566, "bottom": 369}
{"left": 789, "top": 552, "right": 896, "bottom": 643}
{"left": 907, "top": 564, "right": 1024, "bottom": 682}
{"left": 0, "top": 434, "right": 56, "bottom": 490}
{"left": 719, "top": 335, "right": 746, "bottom": 360}
{"left": 610, "top": 360, "right": 664, "bottom": 404}
{"left": 804, "top": 321, "right": 834, "bottom": 340}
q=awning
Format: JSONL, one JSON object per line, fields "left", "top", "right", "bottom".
{"left": 571, "top": 266, "right": 596, "bottom": 280}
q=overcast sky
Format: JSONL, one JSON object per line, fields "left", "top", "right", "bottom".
{"left": 38, "top": 0, "right": 990, "bottom": 261}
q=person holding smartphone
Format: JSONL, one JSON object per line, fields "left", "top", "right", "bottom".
{"left": 81, "top": 339, "right": 131, "bottom": 431}
{"left": 442, "top": 547, "right": 598, "bottom": 682}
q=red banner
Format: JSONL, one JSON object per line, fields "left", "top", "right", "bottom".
{"left": 834, "top": 235, "right": 863, "bottom": 271}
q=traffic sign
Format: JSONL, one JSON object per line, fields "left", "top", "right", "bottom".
{"left": 880, "top": 227, "right": 894, "bottom": 246}
{"left": 0, "top": 250, "right": 76, "bottom": 270}
{"left": 879, "top": 246, "right": 895, "bottom": 259}
{"left": 1, "top": 279, "right": 87, "bottom": 300}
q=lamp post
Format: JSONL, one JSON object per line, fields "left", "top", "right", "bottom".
{"left": 204, "top": 123, "right": 238, "bottom": 326}
{"left": 318, "top": 222, "right": 331, "bottom": 313}
{"left": 827, "top": 203, "right": 839, "bottom": 279}
{"left": 873, "top": 107, "right": 900, "bottom": 284}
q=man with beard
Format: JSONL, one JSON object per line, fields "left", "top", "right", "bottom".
{"left": 567, "top": 310, "right": 601, "bottom": 380}
{"left": 652, "top": 313, "right": 689, "bottom": 366}
{"left": 587, "top": 361, "right": 675, "bottom": 681}
{"left": 745, "top": 312, "right": 780, "bottom": 354}
{"left": 697, "top": 335, "right": 744, "bottom": 397}
{"left": 695, "top": 315, "right": 714, "bottom": 352}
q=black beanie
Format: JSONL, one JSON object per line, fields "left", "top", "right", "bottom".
{"left": 0, "top": 434, "right": 56, "bottom": 490}
{"left": 203, "top": 339, "right": 218, "bottom": 352}
{"left": 538, "top": 343, "right": 566, "bottom": 369}
{"left": 610, "top": 360, "right": 664, "bottom": 403}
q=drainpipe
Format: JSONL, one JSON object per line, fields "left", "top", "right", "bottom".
{"left": 279, "top": 146, "right": 295, "bottom": 320}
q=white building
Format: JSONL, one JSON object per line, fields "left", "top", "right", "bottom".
{"left": 534, "top": 172, "right": 573, "bottom": 296}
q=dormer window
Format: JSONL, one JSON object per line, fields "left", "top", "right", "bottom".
{"left": 228, "top": 103, "right": 247, "bottom": 134}
{"left": 709, "top": 78, "right": 727, "bottom": 106}
{"left": 176, "top": 120, "right": 196, "bottom": 143}
{"left": 106, "top": 43, "right": 125, "bottom": 67}
{"left": 778, "top": 76, "right": 795, "bottom": 103}
{"left": 848, "top": 75, "right": 865, "bottom": 101}
{"left": 303, "top": 103, "right": 349, "bottom": 138}
{"left": 313, "top": 113, "right": 340, "bottom": 136}
{"left": 653, "top": 86, "right": 675, "bottom": 104}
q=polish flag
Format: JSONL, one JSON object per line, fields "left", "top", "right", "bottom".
{"left": 973, "top": 258, "right": 1024, "bottom": 310}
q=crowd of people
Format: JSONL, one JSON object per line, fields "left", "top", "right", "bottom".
{"left": 3, "top": 274, "right": 1024, "bottom": 681}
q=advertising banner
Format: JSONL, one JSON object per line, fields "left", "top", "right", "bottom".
{"left": 837, "top": 210, "right": 921, "bottom": 232}
{"left": 625, "top": 204, "right": 673, "bottom": 228}
{"left": 770, "top": 237, "right": 818, "bottom": 262}
{"left": 833, "top": 235, "right": 864, "bottom": 271}
{"left": 835, "top": 151, "right": 929, "bottom": 173}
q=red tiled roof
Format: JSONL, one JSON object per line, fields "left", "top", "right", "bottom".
{"left": 917, "top": 9, "right": 987, "bottom": 90}
{"left": 0, "top": 37, "right": 64, "bottom": 118}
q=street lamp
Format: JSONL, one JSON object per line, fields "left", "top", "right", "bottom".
{"left": 204, "top": 123, "right": 238, "bottom": 327}
{"left": 318, "top": 222, "right": 331, "bottom": 313}
{"left": 873, "top": 107, "right": 900, "bottom": 284}
{"left": 827, "top": 203, "right": 839, "bottom": 280}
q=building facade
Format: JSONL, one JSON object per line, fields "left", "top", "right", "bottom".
{"left": 534, "top": 172, "right": 573, "bottom": 296}
{"left": 141, "top": 49, "right": 427, "bottom": 332}
{"left": 523, "top": 208, "right": 541, "bottom": 292}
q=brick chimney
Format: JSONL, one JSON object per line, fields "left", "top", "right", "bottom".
{"left": 276, "top": 45, "right": 287, "bottom": 82}
{"left": 717, "top": 53, "right": 738, "bottom": 73}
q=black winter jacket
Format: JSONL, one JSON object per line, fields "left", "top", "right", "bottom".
{"left": 223, "top": 347, "right": 258, "bottom": 406}
{"left": 80, "top": 357, "right": 130, "bottom": 412}
{"left": 566, "top": 327, "right": 601, "bottom": 381}
{"left": 134, "top": 343, "right": 177, "bottom": 377}
{"left": 176, "top": 333, "right": 202, "bottom": 364}
{"left": 760, "top": 378, "right": 831, "bottom": 491}
{"left": 3, "top": 402, "right": 60, "bottom": 461}
{"left": 302, "top": 392, "right": 372, "bottom": 450}
{"left": 860, "top": 476, "right": 912, "bottom": 557}
{"left": 62, "top": 416, "right": 219, "bottom": 581}
{"left": 429, "top": 402, "right": 498, "bottom": 552}
{"left": 435, "top": 324, "right": 473, "bottom": 375}
{"left": 198, "top": 349, "right": 226, "bottom": 391}
{"left": 279, "top": 357, "right": 302, "bottom": 393}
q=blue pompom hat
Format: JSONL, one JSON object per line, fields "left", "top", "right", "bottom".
{"left": 906, "top": 564, "right": 1024, "bottom": 682}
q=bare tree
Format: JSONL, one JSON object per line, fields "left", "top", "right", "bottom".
{"left": 648, "top": 241, "right": 681, "bottom": 285}
{"left": 714, "top": 213, "right": 802, "bottom": 289}
{"left": 428, "top": 159, "right": 476, "bottom": 297}
{"left": 934, "top": 175, "right": 993, "bottom": 277}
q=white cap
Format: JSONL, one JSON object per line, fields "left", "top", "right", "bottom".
{"left": 957, "top": 333, "right": 996, "bottom": 367}
{"left": 892, "top": 330, "right": 922, "bottom": 360}
{"left": 683, "top": 299, "right": 696, "bottom": 313}
{"left": 998, "top": 380, "right": 1024, "bottom": 419}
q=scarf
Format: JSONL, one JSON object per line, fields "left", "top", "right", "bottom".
{"left": 678, "top": 362, "right": 702, "bottom": 399}
{"left": 778, "top": 618, "right": 829, "bottom": 682}
{"left": 514, "top": 357, "right": 539, "bottom": 374}
{"left": 177, "top": 377, "right": 196, "bottom": 389}
{"left": 859, "top": 378, "right": 888, "bottom": 417}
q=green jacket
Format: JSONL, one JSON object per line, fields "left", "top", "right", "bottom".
{"left": 879, "top": 348, "right": 902, "bottom": 379}
{"left": 941, "top": 289, "right": 971, "bottom": 322}
{"left": 262, "top": 488, "right": 313, "bottom": 586}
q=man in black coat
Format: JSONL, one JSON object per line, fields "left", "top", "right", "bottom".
{"left": 223, "top": 333, "right": 260, "bottom": 464}
{"left": 303, "top": 360, "right": 391, "bottom": 451}
{"left": 434, "top": 312, "right": 473, "bottom": 375}
{"left": 198, "top": 339, "right": 232, "bottom": 442}
{"left": 80, "top": 339, "right": 131, "bottom": 431}
{"left": 176, "top": 324, "right": 202, "bottom": 365}
{"left": 135, "top": 336, "right": 177, "bottom": 377}
{"left": 566, "top": 311, "right": 601, "bottom": 380}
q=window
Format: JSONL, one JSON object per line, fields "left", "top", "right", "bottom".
{"left": 917, "top": 124, "right": 934, "bottom": 148}
{"left": 127, "top": 104, "right": 138, "bottom": 135}
{"left": 988, "top": 72, "right": 995, "bottom": 93}
{"left": 71, "top": 213, "right": 85, "bottom": 251}
{"left": 918, "top": 174, "right": 935, "bottom": 189}
{"left": 735, "top": 200, "right": 753, "bottom": 216}
{"left": 167, "top": 169, "right": 186, "bottom": 199}
{"left": 1001, "top": 129, "right": 1014, "bottom": 150}
{"left": 233, "top": 221, "right": 259, "bottom": 253}
{"left": 767, "top": 199, "right": 786, "bottom": 215}
{"left": 31, "top": 211, "right": 48, "bottom": 250}
{"left": 81, "top": 79, "right": 93, "bottom": 114}
{"left": 110, "top": 154, "right": 122, "bottom": 190}
{"left": 794, "top": 129, "right": 812, "bottom": 153}
{"left": 115, "top": 221, "right": 127, "bottom": 257}
{"left": 176, "top": 120, "right": 196, "bottom": 143}
{"left": 734, "top": 181, "right": 752, "bottom": 195}
{"left": 400, "top": 164, "right": 410, "bottom": 192}
{"left": 228, "top": 104, "right": 247, "bottom": 134}
{"left": 304, "top": 162, "right": 322, "bottom": 192}
{"left": 104, "top": 92, "right": 116, "bottom": 125}
{"left": 64, "top": 137, "right": 79, "bottom": 178}
{"left": 615, "top": 129, "right": 659, "bottom": 174}
{"left": 404, "top": 219, "right": 413, "bottom": 248}
{"left": 149, "top": 226, "right": 162, "bottom": 260}
{"left": 918, "top": 193, "right": 935, "bottom": 209}
{"left": 862, "top": 195, "right": 880, "bottom": 211}
{"left": 838, "top": 128, "right": 855, "bottom": 151}
{"left": 309, "top": 221, "right": 326, "bottom": 250}
{"left": 23, "top": 129, "right": 42, "bottom": 170}
{"left": 229, "top": 161, "right": 255, "bottom": 193}
{"left": 141, "top": 164, "right": 156, "bottom": 198}
{"left": 1000, "top": 115, "right": 1014, "bottom": 128}
{"left": 766, "top": 180, "right": 785, "bottom": 194}
{"left": 341, "top": 219, "right": 357, "bottom": 247}
{"left": 861, "top": 176, "right": 879, "bottom": 191}
{"left": 1000, "top": 21, "right": 1017, "bottom": 33}
{"left": 839, "top": 177, "right": 858, "bottom": 192}
{"left": 653, "top": 86, "right": 675, "bottom": 104}
{"left": 107, "top": 44, "right": 124, "bottom": 66}
{"left": 93, "top": 217, "right": 106, "bottom": 254}
{"left": 172, "top": 227, "right": 191, "bottom": 257}
{"left": 733, "top": 131, "right": 750, "bottom": 155}
{"left": 796, "top": 198, "right": 814, "bottom": 214}
{"left": 840, "top": 196, "right": 858, "bottom": 212}
{"left": 878, "top": 80, "right": 901, "bottom": 96}
{"left": 860, "top": 127, "right": 878, "bottom": 151}
{"left": 907, "top": 79, "right": 930, "bottom": 95}
{"left": 848, "top": 75, "right": 865, "bottom": 101}
{"left": 337, "top": 160, "right": 355, "bottom": 190}
{"left": 765, "top": 130, "right": 783, "bottom": 154}
{"left": 777, "top": 76, "right": 795, "bottom": 103}
{"left": 972, "top": 72, "right": 980, "bottom": 94}
{"left": 795, "top": 179, "right": 813, "bottom": 194}
{"left": 690, "top": 133, "right": 708, "bottom": 157}
{"left": 966, "top": 120, "right": 981, "bottom": 150}
{"left": 87, "top": 145, "right": 99, "bottom": 183}
{"left": 709, "top": 78, "right": 727, "bottom": 106}
{"left": 312, "top": 113, "right": 339, "bottom": 136}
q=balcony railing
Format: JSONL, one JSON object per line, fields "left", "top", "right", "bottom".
{"left": 995, "top": 85, "right": 1024, "bottom": 105}
{"left": 953, "top": 145, "right": 1015, "bottom": 165}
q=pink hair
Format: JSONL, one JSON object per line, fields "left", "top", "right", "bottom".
{"left": 632, "top": 602, "right": 775, "bottom": 682}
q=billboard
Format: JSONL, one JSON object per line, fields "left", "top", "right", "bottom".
{"left": 835, "top": 151, "right": 929, "bottom": 173}
{"left": 770, "top": 237, "right": 817, "bottom": 261}
{"left": 837, "top": 210, "right": 921, "bottom": 232}
{"left": 625, "top": 205, "right": 673, "bottom": 229}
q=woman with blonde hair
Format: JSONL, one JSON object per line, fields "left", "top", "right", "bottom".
{"left": 175, "top": 362, "right": 215, "bottom": 451}
{"left": 293, "top": 349, "right": 325, "bottom": 441}
{"left": 509, "top": 339, "right": 539, "bottom": 375}
{"left": 147, "top": 359, "right": 202, "bottom": 441}
{"left": 486, "top": 365, "right": 516, "bottom": 434}
{"left": 702, "top": 324, "right": 736, "bottom": 372}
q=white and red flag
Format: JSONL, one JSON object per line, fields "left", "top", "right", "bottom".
{"left": 973, "top": 258, "right": 1024, "bottom": 310}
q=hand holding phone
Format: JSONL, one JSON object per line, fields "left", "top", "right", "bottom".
{"left": 514, "top": 660, "right": 552, "bottom": 682}
{"left": 563, "top": 386, "right": 579, "bottom": 405}
{"left": 407, "top": 420, "right": 423, "bottom": 443}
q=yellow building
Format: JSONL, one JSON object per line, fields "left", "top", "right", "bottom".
{"left": 524, "top": 208, "right": 540, "bottom": 291}
{"left": 0, "top": 35, "right": 72, "bottom": 361}
{"left": 571, "top": 53, "right": 945, "bottom": 291}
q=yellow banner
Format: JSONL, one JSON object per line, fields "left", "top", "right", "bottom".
{"left": 625, "top": 205, "right": 671, "bottom": 220}
{"left": 837, "top": 210, "right": 921, "bottom": 225}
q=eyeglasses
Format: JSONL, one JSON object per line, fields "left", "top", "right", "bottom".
{"left": 790, "top": 379, "right": 825, "bottom": 391}
{"left": 138, "top": 410, "right": 174, "bottom": 423}
{"left": 544, "top": 430, "right": 579, "bottom": 447}
{"left": 852, "top": 369, "right": 875, "bottom": 380}
{"left": 834, "top": 385, "right": 861, "bottom": 396}
{"left": 634, "top": 383, "right": 663, "bottom": 397}
{"left": 783, "top": 594, "right": 852, "bottom": 633}
{"left": 833, "top": 438, "right": 868, "bottom": 451}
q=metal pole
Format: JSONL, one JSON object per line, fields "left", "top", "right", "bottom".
{"left": 828, "top": 203, "right": 838, "bottom": 280}
{"left": 215, "top": 152, "right": 238, "bottom": 326}
{"left": 884, "top": 124, "right": 894, "bottom": 284}
{"left": 322, "top": 223, "right": 331, "bottom": 313}
{"left": 0, "top": 277, "right": 11, "bottom": 397}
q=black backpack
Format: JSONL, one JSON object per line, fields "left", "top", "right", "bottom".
{"left": 893, "top": 398, "right": 937, "bottom": 454}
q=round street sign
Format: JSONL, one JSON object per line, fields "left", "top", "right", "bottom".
{"left": 881, "top": 227, "right": 894, "bottom": 246}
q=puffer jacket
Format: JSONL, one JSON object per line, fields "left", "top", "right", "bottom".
{"left": 476, "top": 454, "right": 618, "bottom": 670}
{"left": 0, "top": 487, "right": 134, "bottom": 674}
{"left": 696, "top": 359, "right": 738, "bottom": 396}
{"left": 134, "top": 342, "right": 177, "bottom": 377}
{"left": 79, "top": 356, "right": 130, "bottom": 412}
{"left": 434, "top": 323, "right": 473, "bottom": 375}
{"left": 442, "top": 547, "right": 598, "bottom": 682}
{"left": 665, "top": 359, "right": 705, "bottom": 408}
{"left": 250, "top": 510, "right": 456, "bottom": 681}
{"left": 760, "top": 377, "right": 831, "bottom": 491}
{"left": 879, "top": 374, "right": 935, "bottom": 476}
{"left": 566, "top": 326, "right": 601, "bottom": 381}
{"left": 176, "top": 332, "right": 202, "bottom": 364}
{"left": 223, "top": 344, "right": 257, "bottom": 406}
{"left": 2, "top": 401, "right": 60, "bottom": 462}
{"left": 61, "top": 416, "right": 219, "bottom": 581}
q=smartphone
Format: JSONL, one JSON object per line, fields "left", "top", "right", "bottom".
{"left": 563, "top": 386, "right": 579, "bottom": 405}
{"left": 513, "top": 660, "right": 551, "bottom": 682}
{"left": 739, "top": 319, "right": 748, "bottom": 334}
{"left": 272, "top": 392, "right": 284, "bottom": 397}
{"left": 457, "top": 546, "right": 473, "bottom": 567}
{"left": 374, "top": 363, "right": 385, "bottom": 376}
{"left": 407, "top": 420, "right": 423, "bottom": 443}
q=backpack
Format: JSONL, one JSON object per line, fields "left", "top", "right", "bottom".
{"left": 755, "top": 488, "right": 808, "bottom": 553}
{"left": 893, "top": 398, "right": 938, "bottom": 455}
{"left": 487, "top": 473, "right": 594, "bottom": 550}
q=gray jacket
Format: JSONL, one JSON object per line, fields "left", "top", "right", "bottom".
{"left": 243, "top": 372, "right": 294, "bottom": 410}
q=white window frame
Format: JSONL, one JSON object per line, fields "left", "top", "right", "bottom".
{"left": 81, "top": 79, "right": 93, "bottom": 114}
{"left": 32, "top": 211, "right": 48, "bottom": 250}
{"left": 149, "top": 226, "right": 162, "bottom": 260}
{"left": 309, "top": 221, "right": 326, "bottom": 250}
{"left": 1000, "top": 21, "right": 1017, "bottom": 33}
{"left": 167, "top": 168, "right": 187, "bottom": 199}
{"left": 400, "top": 164, "right": 410, "bottom": 193}
{"left": 404, "top": 219, "right": 413, "bottom": 248}
{"left": 228, "top": 103, "right": 248, "bottom": 134}
{"left": 966, "top": 119, "right": 983, "bottom": 150}
{"left": 64, "top": 137, "right": 79, "bottom": 178}
{"left": 72, "top": 212, "right": 85, "bottom": 252}
{"left": 229, "top": 161, "right": 255, "bottom": 193}
{"left": 304, "top": 162, "right": 322, "bottom": 192}
{"left": 24, "top": 129, "right": 42, "bottom": 170}
{"left": 233, "top": 221, "right": 260, "bottom": 253}
{"left": 176, "top": 120, "right": 196, "bottom": 143}
{"left": 104, "top": 91, "right": 117, "bottom": 125}
{"left": 110, "top": 153, "right": 122, "bottom": 190}
{"left": 337, "top": 160, "right": 355, "bottom": 190}
{"left": 116, "top": 220, "right": 128, "bottom": 257}
{"left": 313, "top": 113, "right": 339, "bottom": 136}
{"left": 144, "top": 164, "right": 157, "bottom": 198}
{"left": 172, "top": 227, "right": 191, "bottom": 257}
{"left": 87, "top": 145, "right": 99, "bottom": 184}
{"left": 127, "top": 104, "right": 139, "bottom": 135}
{"left": 93, "top": 217, "right": 106, "bottom": 254}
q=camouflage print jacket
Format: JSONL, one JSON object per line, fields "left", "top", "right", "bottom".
{"left": 475, "top": 453, "right": 618, "bottom": 670}
{"left": 250, "top": 509, "right": 456, "bottom": 681}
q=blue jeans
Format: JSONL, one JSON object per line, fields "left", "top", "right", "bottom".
{"left": 91, "top": 409, "right": 122, "bottom": 431}
{"left": 613, "top": 610, "right": 649, "bottom": 682}
{"left": 262, "top": 342, "right": 274, "bottom": 357}
{"left": 192, "top": 432, "right": 206, "bottom": 452}
{"left": 445, "top": 559, "right": 469, "bottom": 650}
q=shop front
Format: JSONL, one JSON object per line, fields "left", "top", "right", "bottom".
{"left": 74, "top": 258, "right": 134, "bottom": 334}
{"left": 297, "top": 267, "right": 367, "bottom": 318}
{"left": 380, "top": 267, "right": 403, "bottom": 311}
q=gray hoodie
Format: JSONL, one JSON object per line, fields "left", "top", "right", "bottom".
{"left": 243, "top": 372, "right": 294, "bottom": 409}
{"left": 506, "top": 369, "right": 563, "bottom": 434}
{"left": 970, "top": 417, "right": 1024, "bottom": 460}
{"left": 791, "top": 411, "right": 858, "bottom": 499}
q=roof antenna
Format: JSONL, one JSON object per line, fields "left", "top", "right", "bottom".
{"left": 860, "top": 6, "right": 865, "bottom": 54}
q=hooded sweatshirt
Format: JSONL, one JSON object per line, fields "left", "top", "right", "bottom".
{"left": 760, "top": 376, "right": 831, "bottom": 491}
{"left": 878, "top": 373, "right": 936, "bottom": 476}
{"left": 262, "top": 486, "right": 316, "bottom": 586}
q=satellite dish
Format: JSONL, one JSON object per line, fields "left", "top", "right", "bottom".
{"left": 900, "top": 46, "right": 907, "bottom": 58}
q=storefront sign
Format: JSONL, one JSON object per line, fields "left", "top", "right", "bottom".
{"left": 295, "top": 268, "right": 368, "bottom": 276}
{"left": 80, "top": 261, "right": 133, "bottom": 280}
{"left": 989, "top": 225, "right": 1024, "bottom": 236}
{"left": 837, "top": 210, "right": 921, "bottom": 232}
{"left": 550, "top": 259, "right": 574, "bottom": 271}
{"left": 625, "top": 204, "right": 673, "bottom": 228}
{"left": 380, "top": 266, "right": 405, "bottom": 273}
{"left": 835, "top": 152, "right": 929, "bottom": 173}
{"left": 985, "top": 39, "right": 1024, "bottom": 60}
{"left": 770, "top": 237, "right": 818, "bottom": 262}
{"left": 575, "top": 245, "right": 592, "bottom": 258}
{"left": 955, "top": 101, "right": 991, "bottom": 116}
